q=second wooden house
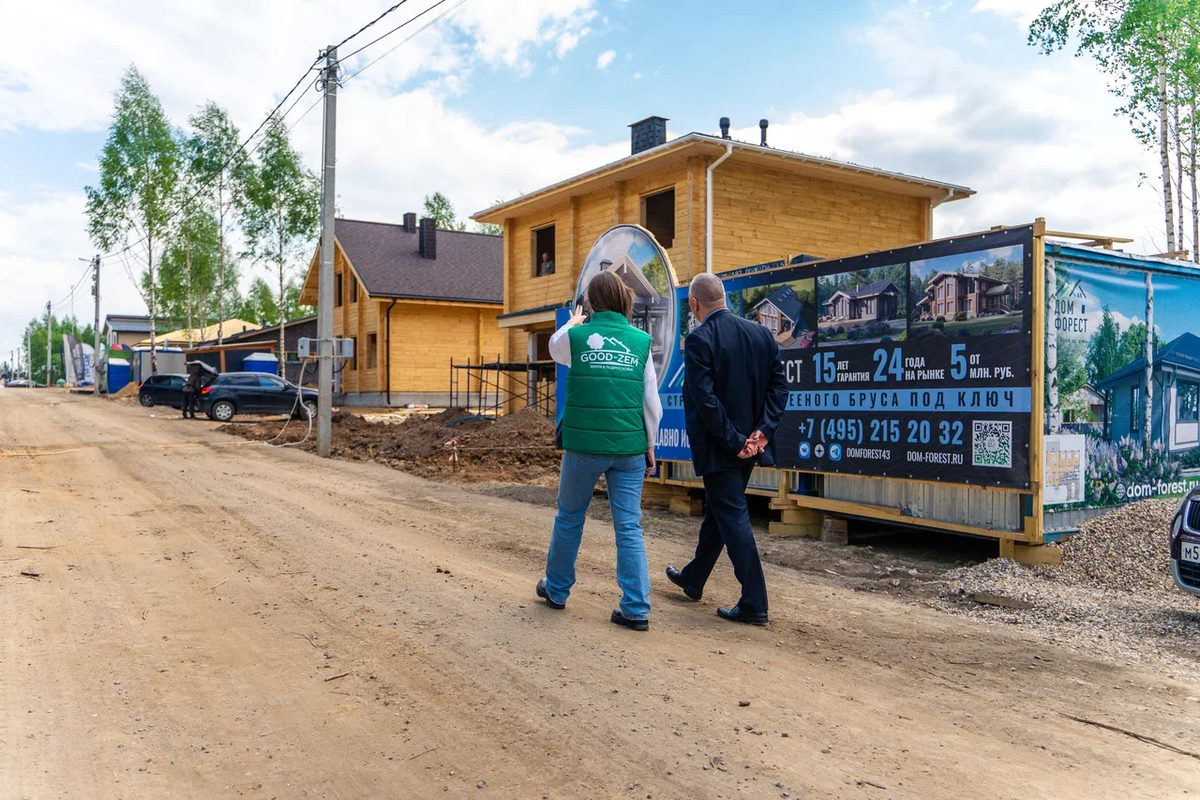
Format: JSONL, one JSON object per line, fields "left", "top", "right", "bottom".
{"left": 299, "top": 214, "right": 504, "bottom": 406}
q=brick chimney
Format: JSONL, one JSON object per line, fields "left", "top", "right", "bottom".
{"left": 418, "top": 217, "right": 437, "bottom": 259}
{"left": 629, "top": 116, "right": 668, "bottom": 155}
{"left": 403, "top": 212, "right": 417, "bottom": 232}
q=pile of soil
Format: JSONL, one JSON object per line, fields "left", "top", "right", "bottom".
{"left": 110, "top": 382, "right": 139, "bottom": 399}
{"left": 220, "top": 408, "right": 560, "bottom": 482}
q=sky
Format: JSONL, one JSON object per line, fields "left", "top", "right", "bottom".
{"left": 0, "top": 0, "right": 1183, "bottom": 365}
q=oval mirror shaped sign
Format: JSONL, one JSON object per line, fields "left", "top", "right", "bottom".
{"left": 573, "top": 224, "right": 678, "bottom": 388}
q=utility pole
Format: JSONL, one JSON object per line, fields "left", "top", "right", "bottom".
{"left": 26, "top": 329, "right": 31, "bottom": 383}
{"left": 316, "top": 45, "right": 338, "bottom": 458}
{"left": 45, "top": 301, "right": 53, "bottom": 387}
{"left": 91, "top": 255, "right": 101, "bottom": 395}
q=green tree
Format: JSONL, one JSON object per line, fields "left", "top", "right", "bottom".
{"left": 85, "top": 65, "right": 180, "bottom": 374}
{"left": 1030, "top": 0, "right": 1200, "bottom": 253}
{"left": 187, "top": 101, "right": 248, "bottom": 342}
{"left": 23, "top": 315, "right": 94, "bottom": 385}
{"left": 1118, "top": 320, "right": 1163, "bottom": 361}
{"left": 423, "top": 191, "right": 467, "bottom": 231}
{"left": 1087, "top": 305, "right": 1125, "bottom": 383}
{"left": 237, "top": 276, "right": 281, "bottom": 326}
{"left": 241, "top": 118, "right": 320, "bottom": 364}
{"left": 155, "top": 210, "right": 221, "bottom": 339}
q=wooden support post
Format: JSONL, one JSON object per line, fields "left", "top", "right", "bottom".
{"left": 770, "top": 505, "right": 824, "bottom": 538}
{"left": 669, "top": 492, "right": 704, "bottom": 517}
{"left": 1014, "top": 543, "right": 1062, "bottom": 566}
{"left": 821, "top": 517, "right": 849, "bottom": 546}
{"left": 998, "top": 538, "right": 1016, "bottom": 560}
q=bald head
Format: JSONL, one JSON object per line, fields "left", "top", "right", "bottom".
{"left": 690, "top": 273, "right": 725, "bottom": 306}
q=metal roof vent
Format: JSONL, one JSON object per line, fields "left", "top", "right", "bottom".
{"left": 760, "top": 119, "right": 769, "bottom": 147}
{"left": 719, "top": 117, "right": 731, "bottom": 139}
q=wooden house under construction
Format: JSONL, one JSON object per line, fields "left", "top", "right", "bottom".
{"left": 299, "top": 215, "right": 504, "bottom": 406}
{"left": 472, "top": 115, "right": 975, "bottom": 390}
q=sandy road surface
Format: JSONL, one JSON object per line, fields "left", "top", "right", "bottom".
{"left": 1, "top": 388, "right": 1197, "bottom": 799}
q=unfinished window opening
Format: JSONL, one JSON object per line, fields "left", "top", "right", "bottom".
{"left": 351, "top": 279, "right": 358, "bottom": 303}
{"left": 335, "top": 274, "right": 344, "bottom": 307}
{"left": 533, "top": 225, "right": 556, "bottom": 277}
{"left": 349, "top": 336, "right": 358, "bottom": 371}
{"left": 366, "top": 333, "right": 378, "bottom": 369}
{"left": 642, "top": 188, "right": 675, "bottom": 249}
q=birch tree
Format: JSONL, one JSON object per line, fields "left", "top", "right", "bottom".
{"left": 187, "top": 102, "right": 246, "bottom": 344}
{"left": 1029, "top": 0, "right": 1200, "bottom": 252}
{"left": 85, "top": 65, "right": 179, "bottom": 374}
{"left": 241, "top": 118, "right": 320, "bottom": 368}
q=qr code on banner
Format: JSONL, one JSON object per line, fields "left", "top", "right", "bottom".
{"left": 973, "top": 421, "right": 1012, "bottom": 469}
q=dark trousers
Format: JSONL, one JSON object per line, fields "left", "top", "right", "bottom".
{"left": 182, "top": 391, "right": 198, "bottom": 418}
{"left": 678, "top": 463, "right": 768, "bottom": 615}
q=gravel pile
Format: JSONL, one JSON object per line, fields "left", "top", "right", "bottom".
{"left": 935, "top": 499, "right": 1200, "bottom": 674}
{"left": 1056, "top": 499, "right": 1178, "bottom": 596}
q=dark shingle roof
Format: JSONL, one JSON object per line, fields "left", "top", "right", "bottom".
{"left": 336, "top": 219, "right": 502, "bottom": 304}
{"left": 755, "top": 285, "right": 806, "bottom": 329}
{"left": 848, "top": 279, "right": 898, "bottom": 298}
{"left": 1095, "top": 332, "right": 1200, "bottom": 389}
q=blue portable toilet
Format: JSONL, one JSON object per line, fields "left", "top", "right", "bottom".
{"left": 242, "top": 352, "right": 279, "bottom": 375}
{"left": 107, "top": 358, "right": 130, "bottom": 395}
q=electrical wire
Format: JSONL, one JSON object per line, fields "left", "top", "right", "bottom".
{"left": 341, "top": 0, "right": 461, "bottom": 78}
{"left": 52, "top": 261, "right": 95, "bottom": 307}
{"left": 333, "top": 0, "right": 412, "bottom": 54}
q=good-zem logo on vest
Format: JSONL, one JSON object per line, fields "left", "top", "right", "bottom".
{"left": 582, "top": 332, "right": 642, "bottom": 371}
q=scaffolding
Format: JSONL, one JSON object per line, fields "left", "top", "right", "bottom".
{"left": 449, "top": 357, "right": 557, "bottom": 420}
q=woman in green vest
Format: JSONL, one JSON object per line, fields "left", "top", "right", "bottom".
{"left": 536, "top": 270, "right": 663, "bottom": 631}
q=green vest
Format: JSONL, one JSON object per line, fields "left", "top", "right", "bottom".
{"left": 562, "top": 310, "right": 653, "bottom": 456}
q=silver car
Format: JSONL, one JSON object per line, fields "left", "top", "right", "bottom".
{"left": 1171, "top": 489, "right": 1200, "bottom": 597}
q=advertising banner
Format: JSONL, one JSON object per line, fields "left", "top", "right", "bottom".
{"left": 61, "top": 334, "right": 95, "bottom": 386}
{"left": 1045, "top": 253, "right": 1200, "bottom": 511}
{"left": 659, "top": 227, "right": 1035, "bottom": 488}
{"left": 567, "top": 224, "right": 1035, "bottom": 490}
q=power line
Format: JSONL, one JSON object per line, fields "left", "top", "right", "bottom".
{"left": 342, "top": 0, "right": 464, "bottom": 83}
{"left": 334, "top": 0, "right": 412, "bottom": 54}
{"left": 52, "top": 261, "right": 95, "bottom": 307}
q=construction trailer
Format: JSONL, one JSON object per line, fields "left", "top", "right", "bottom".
{"left": 299, "top": 215, "right": 505, "bottom": 408}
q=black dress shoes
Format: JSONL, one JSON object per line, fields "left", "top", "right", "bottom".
{"left": 665, "top": 566, "right": 702, "bottom": 601}
{"left": 716, "top": 605, "right": 768, "bottom": 625}
{"left": 536, "top": 578, "right": 565, "bottom": 610}
{"left": 610, "top": 610, "right": 649, "bottom": 631}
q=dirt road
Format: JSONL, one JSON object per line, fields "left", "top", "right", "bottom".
{"left": 2, "top": 389, "right": 1197, "bottom": 799}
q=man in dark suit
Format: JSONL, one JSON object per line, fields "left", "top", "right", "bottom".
{"left": 666, "top": 273, "right": 788, "bottom": 625}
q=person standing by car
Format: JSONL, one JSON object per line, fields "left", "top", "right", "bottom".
{"left": 182, "top": 368, "right": 203, "bottom": 419}
{"left": 535, "top": 270, "right": 663, "bottom": 631}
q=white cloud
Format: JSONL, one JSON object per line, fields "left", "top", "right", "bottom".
{"left": 970, "top": 0, "right": 1046, "bottom": 25}
{"left": 632, "top": 71, "right": 643, "bottom": 80}
{"left": 596, "top": 49, "right": 616, "bottom": 69}
{"left": 75, "top": 161, "right": 99, "bottom": 172}
{"left": 725, "top": 6, "right": 1170, "bottom": 257}
{"left": 0, "top": 0, "right": 607, "bottom": 355}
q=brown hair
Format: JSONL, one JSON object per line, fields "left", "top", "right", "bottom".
{"left": 586, "top": 270, "right": 634, "bottom": 317}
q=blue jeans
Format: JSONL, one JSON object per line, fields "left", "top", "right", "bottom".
{"left": 544, "top": 451, "right": 651, "bottom": 620}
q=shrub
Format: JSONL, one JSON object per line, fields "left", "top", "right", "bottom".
{"left": 936, "top": 315, "right": 946, "bottom": 323}
{"left": 954, "top": 311, "right": 967, "bottom": 322}
{"left": 847, "top": 327, "right": 862, "bottom": 340}
{"left": 933, "top": 320, "right": 945, "bottom": 331}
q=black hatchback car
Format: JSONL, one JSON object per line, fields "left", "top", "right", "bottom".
{"left": 200, "top": 373, "right": 317, "bottom": 422}
{"left": 138, "top": 374, "right": 187, "bottom": 408}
